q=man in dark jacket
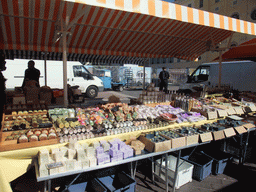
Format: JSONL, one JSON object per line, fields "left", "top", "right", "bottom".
{"left": 159, "top": 67, "right": 169, "bottom": 93}
{"left": 22, "top": 60, "right": 40, "bottom": 89}
{"left": 0, "top": 50, "right": 6, "bottom": 126}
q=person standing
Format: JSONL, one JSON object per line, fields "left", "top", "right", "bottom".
{"left": 22, "top": 60, "right": 40, "bottom": 89}
{"left": 0, "top": 51, "right": 7, "bottom": 126}
{"left": 159, "top": 67, "right": 169, "bottom": 93}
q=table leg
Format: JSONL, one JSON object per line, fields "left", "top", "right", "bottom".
{"left": 48, "top": 179, "right": 51, "bottom": 192}
{"left": 44, "top": 180, "right": 47, "bottom": 192}
{"left": 152, "top": 157, "right": 155, "bottom": 184}
{"left": 165, "top": 153, "right": 168, "bottom": 192}
{"left": 172, "top": 150, "right": 181, "bottom": 192}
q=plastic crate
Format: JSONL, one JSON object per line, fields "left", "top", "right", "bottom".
{"left": 58, "top": 178, "right": 107, "bottom": 192}
{"left": 201, "top": 150, "right": 232, "bottom": 175}
{"left": 96, "top": 171, "right": 136, "bottom": 192}
{"left": 185, "top": 152, "right": 213, "bottom": 181}
{"left": 154, "top": 155, "right": 194, "bottom": 189}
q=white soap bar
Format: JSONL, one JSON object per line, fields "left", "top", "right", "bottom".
{"left": 89, "top": 156, "right": 97, "bottom": 167}
{"left": 92, "top": 141, "right": 100, "bottom": 149}
{"left": 59, "top": 146, "right": 69, "bottom": 156}
{"left": 68, "top": 149, "right": 76, "bottom": 160}
{"left": 39, "top": 152, "right": 50, "bottom": 165}
{"left": 81, "top": 142, "right": 89, "bottom": 149}
{"left": 76, "top": 149, "right": 86, "bottom": 161}
{"left": 53, "top": 151, "right": 64, "bottom": 162}
{"left": 66, "top": 160, "right": 75, "bottom": 171}
{"left": 51, "top": 148, "right": 59, "bottom": 154}
{"left": 58, "top": 164, "right": 67, "bottom": 173}
{"left": 39, "top": 164, "right": 49, "bottom": 177}
{"left": 86, "top": 147, "right": 96, "bottom": 157}
{"left": 74, "top": 160, "right": 82, "bottom": 170}
{"left": 81, "top": 157, "right": 90, "bottom": 169}
{"left": 69, "top": 141, "right": 81, "bottom": 150}
{"left": 49, "top": 168, "right": 59, "bottom": 175}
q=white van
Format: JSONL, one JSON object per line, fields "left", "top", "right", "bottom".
{"left": 178, "top": 61, "right": 256, "bottom": 94}
{"left": 3, "top": 59, "right": 104, "bottom": 98}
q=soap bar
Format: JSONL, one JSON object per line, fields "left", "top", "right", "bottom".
{"left": 89, "top": 156, "right": 97, "bottom": 167}
{"left": 74, "top": 160, "right": 82, "bottom": 170}
{"left": 111, "top": 156, "right": 119, "bottom": 162}
{"left": 59, "top": 147, "right": 69, "bottom": 156}
{"left": 77, "top": 149, "right": 86, "bottom": 161}
{"left": 118, "top": 141, "right": 126, "bottom": 150}
{"left": 117, "top": 151, "right": 124, "bottom": 161}
{"left": 92, "top": 141, "right": 100, "bottom": 149}
{"left": 69, "top": 141, "right": 81, "bottom": 150}
{"left": 86, "top": 147, "right": 96, "bottom": 157}
{"left": 66, "top": 160, "right": 75, "bottom": 171}
{"left": 97, "top": 155, "right": 105, "bottom": 165}
{"left": 109, "top": 148, "right": 119, "bottom": 157}
{"left": 81, "top": 157, "right": 90, "bottom": 169}
{"left": 39, "top": 164, "right": 49, "bottom": 177}
{"left": 52, "top": 151, "right": 64, "bottom": 162}
{"left": 58, "top": 164, "right": 67, "bottom": 173}
{"left": 102, "top": 142, "right": 110, "bottom": 152}
{"left": 103, "top": 152, "right": 110, "bottom": 164}
{"left": 81, "top": 143, "right": 89, "bottom": 149}
{"left": 96, "top": 147, "right": 104, "bottom": 156}
{"left": 39, "top": 150, "right": 50, "bottom": 165}
{"left": 68, "top": 149, "right": 76, "bottom": 160}
{"left": 51, "top": 148, "right": 59, "bottom": 154}
{"left": 49, "top": 167, "right": 59, "bottom": 175}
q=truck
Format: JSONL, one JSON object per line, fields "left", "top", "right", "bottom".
{"left": 178, "top": 61, "right": 256, "bottom": 94}
{"left": 3, "top": 59, "right": 104, "bottom": 98}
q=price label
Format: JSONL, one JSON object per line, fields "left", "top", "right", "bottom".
{"left": 46, "top": 161, "right": 64, "bottom": 169}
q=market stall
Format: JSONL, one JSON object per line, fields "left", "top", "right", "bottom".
{"left": 1, "top": 0, "right": 256, "bottom": 192}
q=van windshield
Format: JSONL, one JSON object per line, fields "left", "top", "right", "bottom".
{"left": 73, "top": 65, "right": 92, "bottom": 79}
{"left": 188, "top": 66, "right": 210, "bottom": 83}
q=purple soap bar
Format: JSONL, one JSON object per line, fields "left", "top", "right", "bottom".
{"left": 103, "top": 153, "right": 110, "bottom": 163}
{"left": 109, "top": 141, "right": 118, "bottom": 150}
{"left": 117, "top": 151, "right": 124, "bottom": 161}
{"left": 118, "top": 141, "right": 126, "bottom": 150}
{"left": 111, "top": 156, "right": 119, "bottom": 162}
{"left": 97, "top": 155, "right": 105, "bottom": 165}
{"left": 109, "top": 147, "right": 119, "bottom": 157}
{"left": 96, "top": 147, "right": 104, "bottom": 156}
{"left": 100, "top": 140, "right": 107, "bottom": 145}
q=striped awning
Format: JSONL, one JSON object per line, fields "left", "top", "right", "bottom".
{"left": 1, "top": 0, "right": 256, "bottom": 62}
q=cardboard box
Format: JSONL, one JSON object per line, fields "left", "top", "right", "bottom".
{"left": 191, "top": 108, "right": 217, "bottom": 120}
{"left": 186, "top": 135, "right": 199, "bottom": 146}
{"left": 226, "top": 108, "right": 236, "bottom": 115}
{"left": 223, "top": 128, "right": 236, "bottom": 138}
{"left": 233, "top": 107, "right": 244, "bottom": 115}
{"left": 139, "top": 136, "right": 171, "bottom": 152}
{"left": 212, "top": 130, "right": 225, "bottom": 141}
{"left": 217, "top": 110, "right": 228, "bottom": 118}
{"left": 171, "top": 137, "right": 186, "bottom": 149}
{"left": 234, "top": 126, "right": 247, "bottom": 134}
{"left": 243, "top": 123, "right": 255, "bottom": 130}
{"left": 199, "top": 132, "right": 213, "bottom": 143}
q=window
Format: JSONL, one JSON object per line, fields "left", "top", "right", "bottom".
{"left": 251, "top": 9, "right": 256, "bottom": 20}
{"left": 233, "top": 0, "right": 237, "bottom": 5}
{"left": 215, "top": 0, "right": 220, "bottom": 3}
{"left": 188, "top": 4, "right": 192, "bottom": 7}
{"left": 215, "top": 7, "right": 220, "bottom": 12}
{"left": 199, "top": 0, "right": 203, "bottom": 8}
{"left": 231, "top": 13, "right": 239, "bottom": 19}
{"left": 73, "top": 65, "right": 91, "bottom": 78}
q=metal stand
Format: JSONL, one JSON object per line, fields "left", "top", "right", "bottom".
{"left": 172, "top": 150, "right": 181, "bottom": 192}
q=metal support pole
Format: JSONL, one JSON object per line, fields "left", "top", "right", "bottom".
{"left": 218, "top": 50, "right": 222, "bottom": 88}
{"left": 143, "top": 58, "right": 146, "bottom": 90}
{"left": 61, "top": 16, "right": 69, "bottom": 107}
{"left": 44, "top": 52, "right": 47, "bottom": 86}
{"left": 172, "top": 150, "right": 181, "bottom": 192}
{"left": 48, "top": 179, "right": 51, "bottom": 192}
